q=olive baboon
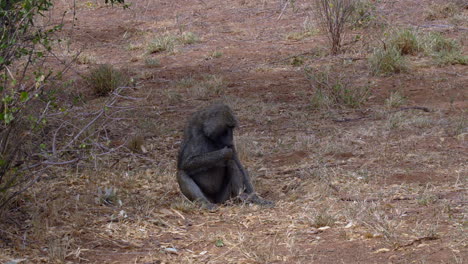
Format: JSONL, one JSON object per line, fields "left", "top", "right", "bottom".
{"left": 177, "top": 103, "right": 273, "bottom": 210}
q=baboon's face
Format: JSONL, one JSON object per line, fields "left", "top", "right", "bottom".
{"left": 216, "top": 124, "right": 234, "bottom": 148}
{"left": 203, "top": 108, "right": 236, "bottom": 148}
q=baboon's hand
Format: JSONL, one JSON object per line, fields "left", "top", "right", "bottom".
{"left": 221, "top": 146, "right": 233, "bottom": 160}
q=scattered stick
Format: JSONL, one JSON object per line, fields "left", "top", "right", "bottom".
{"left": 395, "top": 236, "right": 439, "bottom": 250}
{"left": 391, "top": 106, "right": 431, "bottom": 113}
{"left": 333, "top": 116, "right": 366, "bottom": 123}
{"left": 277, "top": 0, "right": 291, "bottom": 20}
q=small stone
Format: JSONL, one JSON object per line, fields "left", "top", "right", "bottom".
{"left": 374, "top": 248, "right": 390, "bottom": 253}
{"left": 165, "top": 247, "right": 178, "bottom": 254}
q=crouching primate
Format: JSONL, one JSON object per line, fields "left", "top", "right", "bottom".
{"left": 177, "top": 103, "right": 274, "bottom": 210}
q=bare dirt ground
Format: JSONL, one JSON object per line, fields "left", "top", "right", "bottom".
{"left": 0, "top": 0, "right": 467, "bottom": 263}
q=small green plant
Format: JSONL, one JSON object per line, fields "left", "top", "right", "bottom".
{"left": 386, "top": 112, "right": 404, "bottom": 130}
{"left": 144, "top": 57, "right": 160, "bottom": 67}
{"left": 176, "top": 76, "right": 196, "bottom": 88}
{"left": 426, "top": 32, "right": 460, "bottom": 53}
{"left": 425, "top": 2, "right": 462, "bottom": 21}
{"left": 388, "top": 29, "right": 422, "bottom": 55}
{"left": 306, "top": 67, "right": 370, "bottom": 109}
{"left": 434, "top": 51, "right": 467, "bottom": 65}
{"left": 215, "top": 238, "right": 225, "bottom": 247}
{"left": 127, "top": 134, "right": 145, "bottom": 153}
{"left": 86, "top": 64, "right": 129, "bottom": 96}
{"left": 351, "top": 0, "right": 378, "bottom": 28}
{"left": 286, "top": 30, "right": 317, "bottom": 41}
{"left": 205, "top": 50, "right": 223, "bottom": 60}
{"left": 198, "top": 75, "right": 225, "bottom": 96}
{"left": 171, "top": 199, "right": 196, "bottom": 213}
{"left": 417, "top": 194, "right": 438, "bottom": 206}
{"left": 313, "top": 210, "right": 336, "bottom": 227}
{"left": 178, "top": 32, "right": 200, "bottom": 45}
{"left": 369, "top": 46, "right": 408, "bottom": 75}
{"left": 97, "top": 187, "right": 121, "bottom": 206}
{"left": 147, "top": 35, "right": 176, "bottom": 53}
{"left": 211, "top": 50, "right": 223, "bottom": 58}
{"left": 289, "top": 56, "right": 305, "bottom": 66}
{"left": 77, "top": 53, "right": 97, "bottom": 64}
{"left": 424, "top": 32, "right": 467, "bottom": 65}
{"left": 385, "top": 91, "right": 406, "bottom": 108}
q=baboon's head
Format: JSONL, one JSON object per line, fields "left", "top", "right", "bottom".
{"left": 202, "top": 104, "right": 237, "bottom": 148}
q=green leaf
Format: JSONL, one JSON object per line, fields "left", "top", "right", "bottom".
{"left": 215, "top": 239, "right": 224, "bottom": 247}
{"left": 20, "top": 91, "right": 29, "bottom": 102}
{"left": 3, "top": 113, "right": 14, "bottom": 124}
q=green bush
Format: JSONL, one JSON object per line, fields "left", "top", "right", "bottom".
{"left": 388, "top": 29, "right": 422, "bottom": 55}
{"left": 424, "top": 32, "right": 467, "bottom": 65}
{"left": 369, "top": 46, "right": 408, "bottom": 75}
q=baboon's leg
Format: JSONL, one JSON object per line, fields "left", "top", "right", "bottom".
{"left": 177, "top": 171, "right": 214, "bottom": 206}
{"left": 214, "top": 160, "right": 244, "bottom": 203}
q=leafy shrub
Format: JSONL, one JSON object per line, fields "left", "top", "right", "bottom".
{"left": 0, "top": 0, "right": 58, "bottom": 209}
{"left": 0, "top": 0, "right": 133, "bottom": 210}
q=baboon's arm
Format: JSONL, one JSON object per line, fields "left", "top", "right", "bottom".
{"left": 181, "top": 148, "right": 231, "bottom": 172}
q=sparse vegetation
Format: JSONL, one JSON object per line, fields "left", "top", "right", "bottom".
{"left": 147, "top": 32, "right": 200, "bottom": 54}
{"left": 127, "top": 134, "right": 145, "bottom": 153}
{"left": 96, "top": 186, "right": 121, "bottom": 206}
{"left": 171, "top": 199, "right": 197, "bottom": 213}
{"left": 424, "top": 32, "right": 467, "bottom": 65}
{"left": 306, "top": 67, "right": 370, "bottom": 108}
{"left": 369, "top": 46, "right": 408, "bottom": 75}
{"left": 178, "top": 31, "right": 200, "bottom": 45}
{"left": 351, "top": 0, "right": 378, "bottom": 28}
{"left": 148, "top": 35, "right": 176, "bottom": 53}
{"left": 286, "top": 30, "right": 317, "bottom": 41}
{"left": 370, "top": 29, "right": 466, "bottom": 72}
{"left": 144, "top": 57, "right": 160, "bottom": 67}
{"left": 388, "top": 29, "right": 422, "bottom": 55}
{"left": 425, "top": 2, "right": 464, "bottom": 21}
{"left": 77, "top": 53, "right": 97, "bottom": 64}
{"left": 205, "top": 50, "right": 223, "bottom": 60}
{"left": 85, "top": 64, "right": 130, "bottom": 96}
{"left": 313, "top": 210, "right": 336, "bottom": 227}
{"left": 385, "top": 91, "right": 406, "bottom": 108}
